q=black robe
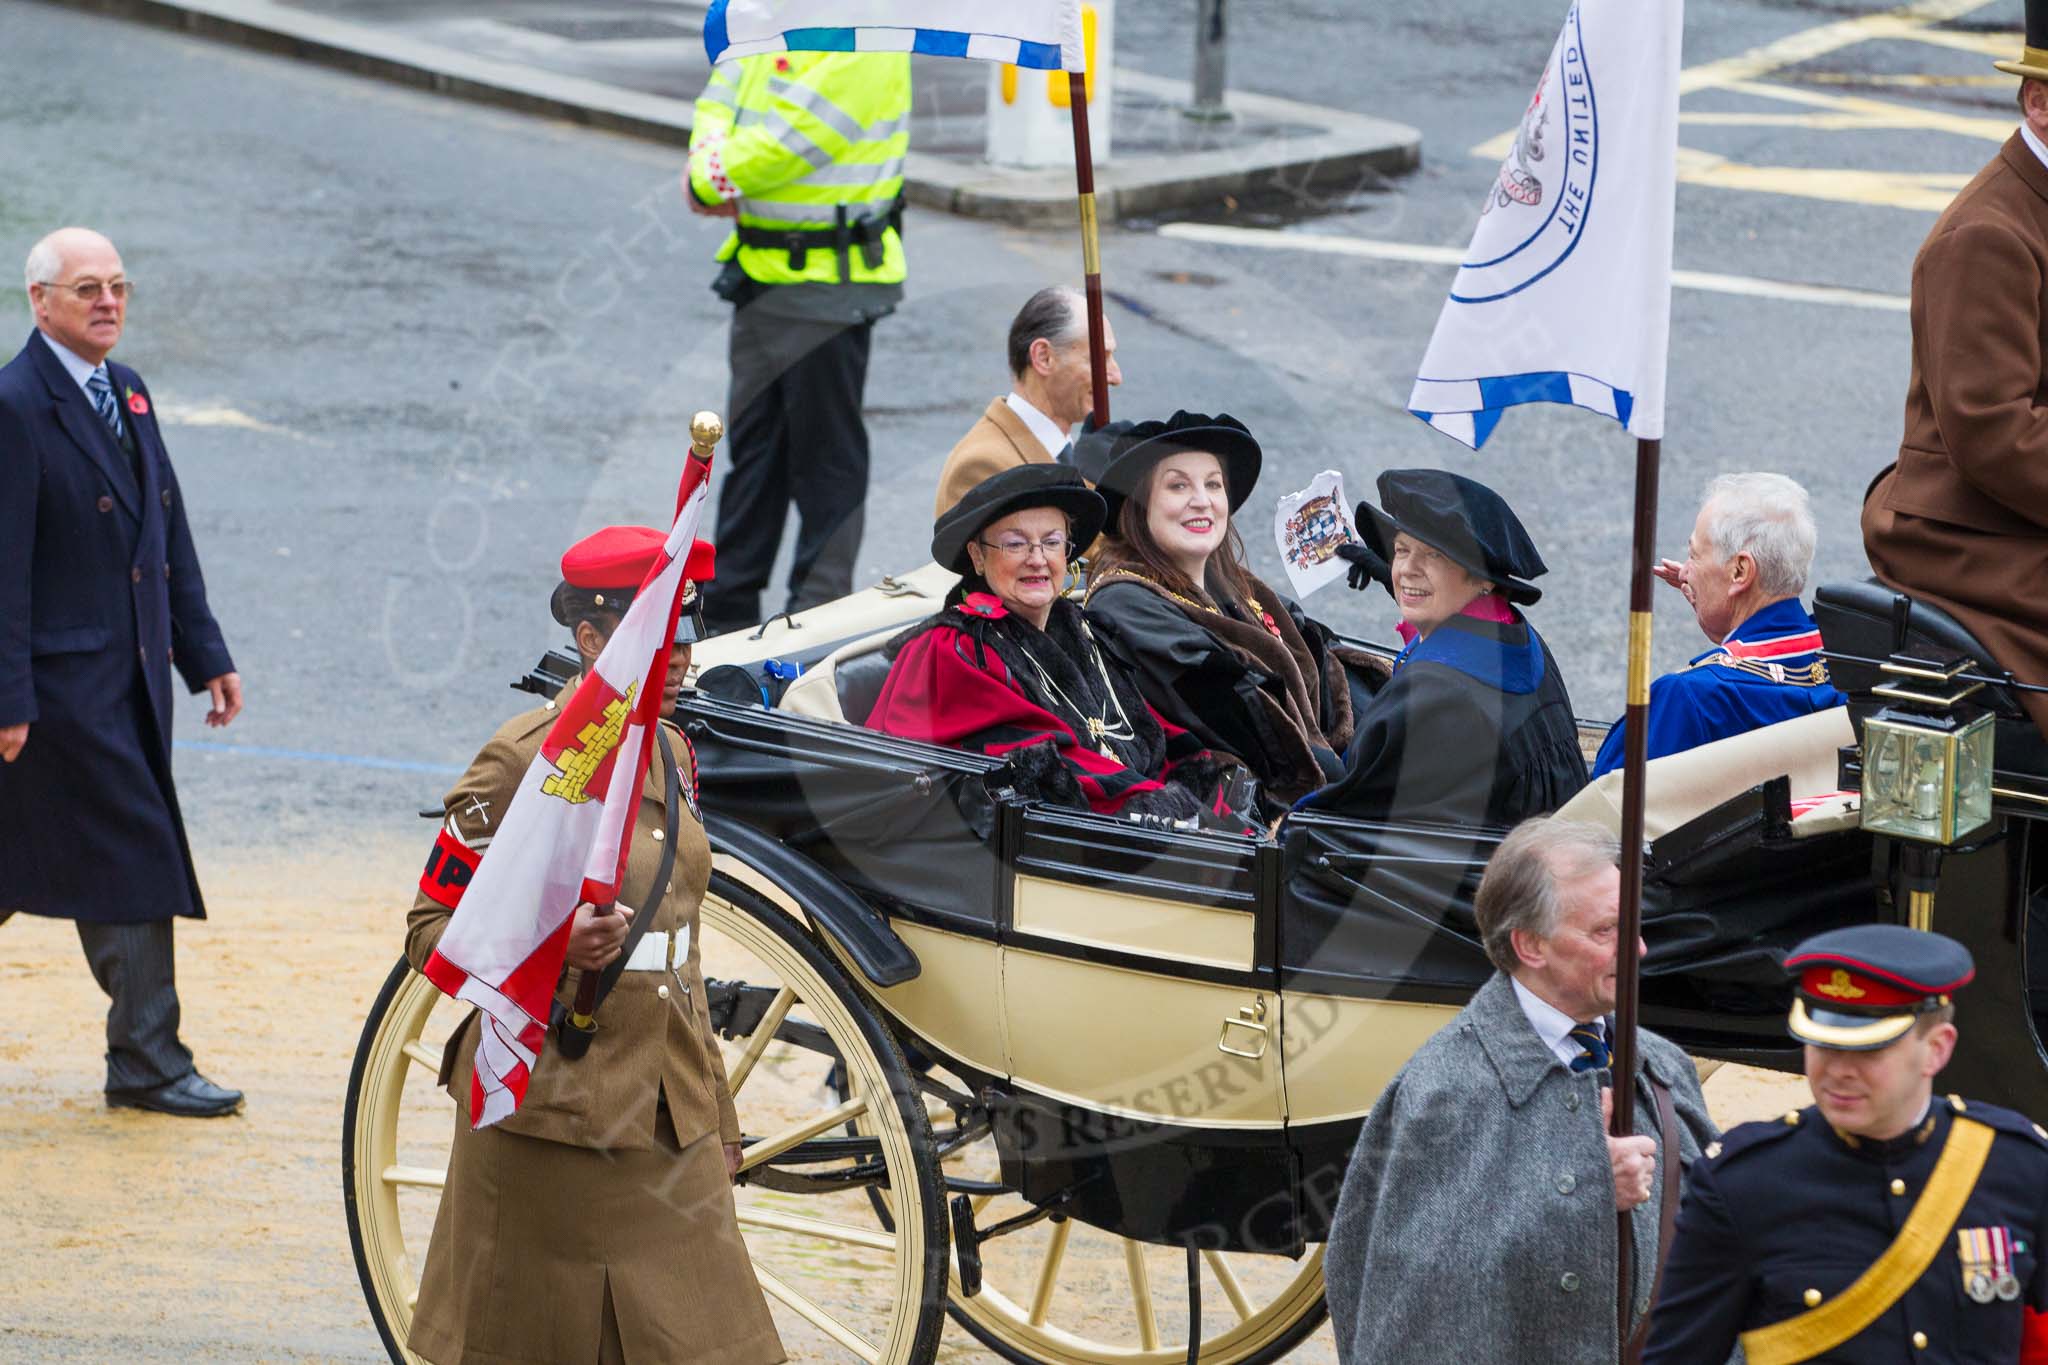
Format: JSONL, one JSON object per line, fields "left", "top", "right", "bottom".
{"left": 1299, "top": 612, "right": 1586, "bottom": 829}
{"left": 1087, "top": 580, "right": 1357, "bottom": 806}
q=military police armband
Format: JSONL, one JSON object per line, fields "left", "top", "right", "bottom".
{"left": 419, "top": 827, "right": 481, "bottom": 909}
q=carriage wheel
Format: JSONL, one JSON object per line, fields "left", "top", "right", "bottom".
{"left": 847, "top": 1030, "right": 1331, "bottom": 1361}
{"left": 940, "top": 1195, "right": 1327, "bottom": 1364}
{"left": 343, "top": 875, "right": 950, "bottom": 1365}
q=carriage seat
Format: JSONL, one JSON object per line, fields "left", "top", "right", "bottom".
{"left": 1556, "top": 706, "right": 1855, "bottom": 843}
{"left": 778, "top": 629, "right": 895, "bottom": 726}
{"left": 1813, "top": 579, "right": 2047, "bottom": 776}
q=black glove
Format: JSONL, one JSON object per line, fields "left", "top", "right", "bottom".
{"left": 1333, "top": 541, "right": 1392, "bottom": 594}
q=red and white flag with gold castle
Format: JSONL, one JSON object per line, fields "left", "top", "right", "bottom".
{"left": 421, "top": 456, "right": 712, "bottom": 1128}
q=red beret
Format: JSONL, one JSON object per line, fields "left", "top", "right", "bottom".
{"left": 561, "top": 526, "right": 716, "bottom": 590}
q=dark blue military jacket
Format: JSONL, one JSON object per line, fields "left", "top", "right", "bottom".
{"left": 0, "top": 330, "right": 233, "bottom": 923}
{"left": 1593, "top": 596, "right": 1846, "bottom": 778}
{"left": 1644, "top": 1096, "right": 2048, "bottom": 1364}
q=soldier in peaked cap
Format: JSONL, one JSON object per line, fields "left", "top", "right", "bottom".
{"left": 1298, "top": 469, "right": 1588, "bottom": 828}
{"left": 1864, "top": 1, "right": 2048, "bottom": 744}
{"left": 1644, "top": 925, "right": 2048, "bottom": 1365}
{"left": 404, "top": 525, "right": 783, "bottom": 1365}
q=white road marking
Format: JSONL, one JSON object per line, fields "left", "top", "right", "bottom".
{"left": 1155, "top": 222, "right": 1911, "bottom": 313}
{"left": 156, "top": 402, "right": 306, "bottom": 439}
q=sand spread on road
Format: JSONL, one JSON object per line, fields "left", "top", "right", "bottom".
{"left": 0, "top": 840, "right": 1809, "bottom": 1363}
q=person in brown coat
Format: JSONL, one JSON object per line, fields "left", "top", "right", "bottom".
{"left": 933, "top": 285, "right": 1121, "bottom": 516}
{"left": 1864, "top": 28, "right": 2048, "bottom": 739}
{"left": 404, "top": 526, "right": 782, "bottom": 1365}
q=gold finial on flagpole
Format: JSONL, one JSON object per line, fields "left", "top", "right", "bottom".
{"left": 690, "top": 411, "right": 724, "bottom": 460}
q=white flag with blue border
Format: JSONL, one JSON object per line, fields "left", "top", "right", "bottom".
{"left": 1408, "top": 0, "right": 1681, "bottom": 449}
{"left": 705, "top": 0, "right": 1085, "bottom": 72}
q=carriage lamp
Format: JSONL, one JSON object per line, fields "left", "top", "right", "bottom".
{"left": 1858, "top": 646, "right": 1996, "bottom": 931}
{"left": 1859, "top": 646, "right": 1996, "bottom": 848}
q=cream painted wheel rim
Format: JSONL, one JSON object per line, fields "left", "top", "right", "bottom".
{"left": 946, "top": 1237, "right": 1325, "bottom": 1365}
{"left": 346, "top": 885, "right": 946, "bottom": 1365}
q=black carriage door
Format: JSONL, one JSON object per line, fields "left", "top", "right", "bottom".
{"left": 1275, "top": 812, "right": 1495, "bottom": 1242}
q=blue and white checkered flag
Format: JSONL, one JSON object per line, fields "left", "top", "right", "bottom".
{"left": 705, "top": 0, "right": 1085, "bottom": 72}
{"left": 1408, "top": 0, "right": 1682, "bottom": 449}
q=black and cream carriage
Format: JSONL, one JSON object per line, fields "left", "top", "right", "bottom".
{"left": 344, "top": 562, "right": 2048, "bottom": 1365}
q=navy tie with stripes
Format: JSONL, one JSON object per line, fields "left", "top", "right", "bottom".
{"left": 87, "top": 366, "right": 126, "bottom": 442}
{"left": 1569, "top": 1020, "right": 1611, "bottom": 1074}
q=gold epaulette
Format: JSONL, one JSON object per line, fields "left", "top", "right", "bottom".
{"left": 1687, "top": 653, "right": 1833, "bottom": 687}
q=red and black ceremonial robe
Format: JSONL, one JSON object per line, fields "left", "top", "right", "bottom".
{"left": 866, "top": 593, "right": 1222, "bottom": 819}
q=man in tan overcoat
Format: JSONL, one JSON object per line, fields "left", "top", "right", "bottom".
{"left": 933, "top": 285, "right": 1120, "bottom": 516}
{"left": 1864, "top": 29, "right": 2048, "bottom": 738}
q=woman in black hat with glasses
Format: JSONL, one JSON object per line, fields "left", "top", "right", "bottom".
{"left": 1298, "top": 469, "right": 1587, "bottom": 827}
{"left": 1078, "top": 410, "right": 1362, "bottom": 808}
{"left": 867, "top": 463, "right": 1249, "bottom": 824}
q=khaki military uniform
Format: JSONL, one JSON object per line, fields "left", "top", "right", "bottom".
{"left": 404, "top": 689, "right": 783, "bottom": 1365}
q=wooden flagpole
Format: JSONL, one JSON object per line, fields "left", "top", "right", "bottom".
{"left": 1611, "top": 434, "right": 1661, "bottom": 1343}
{"left": 1067, "top": 70, "right": 1110, "bottom": 424}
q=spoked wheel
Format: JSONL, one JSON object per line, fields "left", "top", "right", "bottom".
{"left": 852, "top": 1048, "right": 1331, "bottom": 1362}
{"left": 941, "top": 1182, "right": 1327, "bottom": 1364}
{"left": 342, "top": 871, "right": 949, "bottom": 1365}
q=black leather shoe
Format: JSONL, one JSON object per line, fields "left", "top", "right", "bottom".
{"left": 107, "top": 1071, "right": 244, "bottom": 1118}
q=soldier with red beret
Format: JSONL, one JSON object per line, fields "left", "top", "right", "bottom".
{"left": 403, "top": 526, "right": 783, "bottom": 1365}
{"left": 1645, "top": 926, "right": 2048, "bottom": 1364}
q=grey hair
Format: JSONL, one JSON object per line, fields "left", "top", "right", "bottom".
{"left": 1700, "top": 471, "right": 1816, "bottom": 600}
{"left": 1006, "top": 286, "right": 1087, "bottom": 377}
{"left": 23, "top": 233, "right": 64, "bottom": 299}
{"left": 1474, "top": 817, "right": 1622, "bottom": 975}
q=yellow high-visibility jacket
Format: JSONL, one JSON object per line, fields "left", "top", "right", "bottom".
{"left": 689, "top": 52, "right": 910, "bottom": 287}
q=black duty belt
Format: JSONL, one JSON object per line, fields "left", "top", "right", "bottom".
{"left": 734, "top": 197, "right": 905, "bottom": 276}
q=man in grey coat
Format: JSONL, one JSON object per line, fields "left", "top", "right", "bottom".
{"left": 1323, "top": 817, "right": 1718, "bottom": 1364}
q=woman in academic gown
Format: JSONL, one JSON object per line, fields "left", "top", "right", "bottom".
{"left": 868, "top": 463, "right": 1246, "bottom": 824}
{"left": 1078, "top": 410, "right": 1362, "bottom": 807}
{"left": 1297, "top": 469, "right": 1588, "bottom": 828}
{"left": 404, "top": 526, "right": 783, "bottom": 1365}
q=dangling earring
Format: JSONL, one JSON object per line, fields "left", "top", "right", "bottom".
{"left": 1064, "top": 554, "right": 1086, "bottom": 597}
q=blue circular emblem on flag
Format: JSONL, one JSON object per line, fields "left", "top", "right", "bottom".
{"left": 1450, "top": 2, "right": 1598, "bottom": 304}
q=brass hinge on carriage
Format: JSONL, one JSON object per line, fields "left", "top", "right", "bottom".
{"left": 1217, "top": 994, "right": 1269, "bottom": 1060}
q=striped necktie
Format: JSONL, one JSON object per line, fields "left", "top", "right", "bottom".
{"left": 1569, "top": 1020, "right": 1611, "bottom": 1073}
{"left": 86, "top": 366, "right": 126, "bottom": 442}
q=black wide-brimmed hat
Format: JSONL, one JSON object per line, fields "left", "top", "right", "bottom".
{"left": 1357, "top": 468, "right": 1548, "bottom": 606}
{"left": 933, "top": 463, "right": 1107, "bottom": 575}
{"left": 1784, "top": 925, "right": 1974, "bottom": 1052}
{"left": 1995, "top": 0, "right": 2048, "bottom": 80}
{"left": 1074, "top": 410, "right": 1263, "bottom": 530}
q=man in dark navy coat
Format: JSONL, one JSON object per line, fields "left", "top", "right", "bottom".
{"left": 1644, "top": 926, "right": 2048, "bottom": 1363}
{"left": 0, "top": 227, "right": 245, "bottom": 1117}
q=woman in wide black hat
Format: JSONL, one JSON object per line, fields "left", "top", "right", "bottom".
{"left": 867, "top": 464, "right": 1248, "bottom": 823}
{"left": 1077, "top": 411, "right": 1363, "bottom": 807}
{"left": 1299, "top": 469, "right": 1587, "bottom": 827}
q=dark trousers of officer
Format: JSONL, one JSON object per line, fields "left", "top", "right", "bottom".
{"left": 704, "top": 304, "right": 875, "bottom": 631}
{"left": 74, "top": 919, "right": 193, "bottom": 1091}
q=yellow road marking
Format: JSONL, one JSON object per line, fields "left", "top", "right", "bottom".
{"left": 1675, "top": 0, "right": 1999, "bottom": 94}
{"left": 1675, "top": 147, "right": 1973, "bottom": 212}
{"left": 1682, "top": 110, "right": 1980, "bottom": 131}
{"left": 1889, "top": 26, "right": 2017, "bottom": 57}
{"left": 1716, "top": 78, "right": 2013, "bottom": 141}
{"left": 1469, "top": 0, "right": 2008, "bottom": 210}
{"left": 1790, "top": 72, "right": 2013, "bottom": 88}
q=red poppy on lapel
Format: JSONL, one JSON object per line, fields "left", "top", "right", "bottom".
{"left": 774, "top": 55, "right": 792, "bottom": 72}
{"left": 125, "top": 389, "right": 150, "bottom": 416}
